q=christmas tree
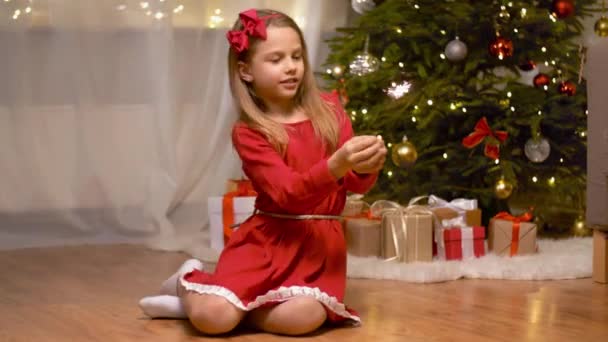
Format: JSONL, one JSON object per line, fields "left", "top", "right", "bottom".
{"left": 323, "top": 0, "right": 606, "bottom": 235}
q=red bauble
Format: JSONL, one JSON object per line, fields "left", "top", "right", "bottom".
{"left": 489, "top": 36, "right": 514, "bottom": 59}
{"left": 558, "top": 81, "right": 576, "bottom": 96}
{"left": 533, "top": 73, "right": 551, "bottom": 88}
{"left": 551, "top": 0, "right": 575, "bottom": 19}
{"left": 519, "top": 60, "right": 536, "bottom": 71}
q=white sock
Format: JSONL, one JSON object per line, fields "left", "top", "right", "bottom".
{"left": 159, "top": 258, "right": 204, "bottom": 296}
{"left": 139, "top": 295, "right": 186, "bottom": 319}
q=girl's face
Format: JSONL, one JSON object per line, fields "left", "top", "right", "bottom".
{"left": 239, "top": 26, "right": 305, "bottom": 109}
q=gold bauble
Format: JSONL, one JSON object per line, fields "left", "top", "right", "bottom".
{"left": 595, "top": 16, "right": 608, "bottom": 37}
{"left": 494, "top": 179, "right": 514, "bottom": 199}
{"left": 391, "top": 135, "right": 418, "bottom": 168}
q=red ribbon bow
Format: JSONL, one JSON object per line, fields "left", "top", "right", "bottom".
{"left": 493, "top": 211, "right": 533, "bottom": 256}
{"left": 226, "top": 9, "right": 279, "bottom": 53}
{"left": 462, "top": 117, "right": 508, "bottom": 160}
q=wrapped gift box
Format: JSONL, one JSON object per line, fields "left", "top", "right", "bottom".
{"left": 593, "top": 228, "right": 608, "bottom": 283}
{"left": 488, "top": 217, "right": 537, "bottom": 256}
{"left": 436, "top": 226, "right": 485, "bottom": 260}
{"left": 344, "top": 218, "right": 382, "bottom": 257}
{"left": 208, "top": 196, "right": 256, "bottom": 251}
{"left": 342, "top": 194, "right": 368, "bottom": 217}
{"left": 380, "top": 210, "right": 433, "bottom": 263}
{"left": 225, "top": 178, "right": 254, "bottom": 193}
{"left": 432, "top": 207, "right": 482, "bottom": 227}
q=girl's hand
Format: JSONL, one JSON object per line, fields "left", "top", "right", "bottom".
{"left": 352, "top": 136, "right": 387, "bottom": 174}
{"left": 328, "top": 135, "right": 379, "bottom": 179}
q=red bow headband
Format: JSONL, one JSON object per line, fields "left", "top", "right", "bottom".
{"left": 226, "top": 9, "right": 281, "bottom": 53}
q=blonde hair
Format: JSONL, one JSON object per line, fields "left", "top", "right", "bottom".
{"left": 228, "top": 9, "right": 339, "bottom": 156}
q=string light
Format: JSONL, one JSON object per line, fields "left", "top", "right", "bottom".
{"left": 548, "top": 176, "right": 556, "bottom": 186}
{"left": 396, "top": 28, "right": 402, "bottom": 34}
{"left": 412, "top": 117, "right": 417, "bottom": 122}
{"left": 387, "top": 171, "right": 393, "bottom": 177}
{"left": 361, "top": 108, "right": 368, "bottom": 114}
{"left": 414, "top": 4, "right": 420, "bottom": 9}
{"left": 507, "top": 92, "right": 512, "bottom": 98}
{"left": 440, "top": 30, "right": 446, "bottom": 35}
{"left": 532, "top": 176, "right": 538, "bottom": 183}
{"left": 450, "top": 103, "right": 456, "bottom": 110}
{"left": 381, "top": 57, "right": 387, "bottom": 62}
{"left": 462, "top": 107, "right": 467, "bottom": 113}
{"left": 427, "top": 99, "right": 434, "bottom": 106}
{"left": 386, "top": 80, "right": 412, "bottom": 99}
{"left": 6, "top": 0, "right": 33, "bottom": 21}
{"left": 398, "top": 62, "right": 404, "bottom": 68}
{"left": 549, "top": 13, "right": 557, "bottom": 22}
{"left": 113, "top": 1, "right": 185, "bottom": 19}
{"left": 387, "top": 143, "right": 392, "bottom": 148}
{"left": 440, "top": 53, "right": 446, "bottom": 59}
{"left": 521, "top": 8, "right": 527, "bottom": 18}
{"left": 495, "top": 159, "right": 500, "bottom": 165}
{"left": 443, "top": 153, "right": 448, "bottom": 159}
{"left": 173, "top": 4, "right": 184, "bottom": 14}
{"left": 541, "top": 46, "right": 547, "bottom": 52}
{"left": 560, "top": 158, "right": 564, "bottom": 163}
{"left": 209, "top": 8, "right": 224, "bottom": 28}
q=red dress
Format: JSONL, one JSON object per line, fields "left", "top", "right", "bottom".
{"left": 182, "top": 94, "right": 378, "bottom": 325}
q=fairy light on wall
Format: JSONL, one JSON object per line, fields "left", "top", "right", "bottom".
{"left": 209, "top": 8, "right": 224, "bottom": 28}
{"left": 4, "top": 0, "right": 33, "bottom": 21}
{"left": 115, "top": 0, "right": 185, "bottom": 20}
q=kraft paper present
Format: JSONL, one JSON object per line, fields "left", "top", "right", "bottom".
{"left": 381, "top": 211, "right": 433, "bottom": 263}
{"left": 488, "top": 218, "right": 537, "bottom": 256}
{"left": 345, "top": 218, "right": 382, "bottom": 257}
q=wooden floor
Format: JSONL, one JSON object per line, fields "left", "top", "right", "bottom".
{"left": 1, "top": 245, "right": 607, "bottom": 342}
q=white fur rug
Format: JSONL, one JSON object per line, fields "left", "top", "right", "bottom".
{"left": 346, "top": 237, "right": 592, "bottom": 283}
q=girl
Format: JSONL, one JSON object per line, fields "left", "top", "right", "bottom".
{"left": 139, "top": 8, "right": 387, "bottom": 336}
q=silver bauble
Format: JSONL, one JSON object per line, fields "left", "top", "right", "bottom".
{"left": 351, "top": 0, "right": 376, "bottom": 14}
{"left": 445, "top": 37, "right": 468, "bottom": 62}
{"left": 349, "top": 53, "right": 380, "bottom": 76}
{"left": 525, "top": 136, "right": 551, "bottom": 163}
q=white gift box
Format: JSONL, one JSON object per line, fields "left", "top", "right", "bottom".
{"left": 208, "top": 196, "right": 256, "bottom": 251}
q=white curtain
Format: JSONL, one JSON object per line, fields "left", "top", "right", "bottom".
{"left": 0, "top": 0, "right": 349, "bottom": 260}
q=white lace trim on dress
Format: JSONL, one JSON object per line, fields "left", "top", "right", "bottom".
{"left": 180, "top": 278, "right": 361, "bottom": 324}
